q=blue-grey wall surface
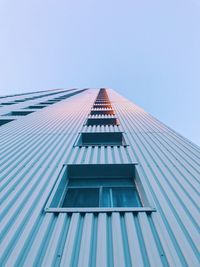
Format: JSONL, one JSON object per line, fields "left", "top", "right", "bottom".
{"left": 0, "top": 88, "right": 199, "bottom": 267}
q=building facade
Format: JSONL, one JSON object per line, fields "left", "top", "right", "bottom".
{"left": 0, "top": 88, "right": 199, "bottom": 267}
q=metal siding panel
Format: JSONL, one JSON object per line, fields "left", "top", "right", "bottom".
{"left": 96, "top": 213, "right": 107, "bottom": 267}
{"left": 59, "top": 213, "right": 81, "bottom": 267}
{"left": 124, "top": 213, "right": 145, "bottom": 267}
{"left": 111, "top": 213, "right": 126, "bottom": 267}
{"left": 77, "top": 214, "right": 93, "bottom": 267}
{"left": 40, "top": 213, "right": 70, "bottom": 267}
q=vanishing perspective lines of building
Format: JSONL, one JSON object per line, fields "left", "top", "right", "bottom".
{"left": 0, "top": 88, "right": 199, "bottom": 267}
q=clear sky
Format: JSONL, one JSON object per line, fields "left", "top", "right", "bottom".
{"left": 0, "top": 0, "right": 199, "bottom": 146}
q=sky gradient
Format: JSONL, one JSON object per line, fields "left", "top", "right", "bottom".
{"left": 0, "top": 0, "right": 200, "bottom": 145}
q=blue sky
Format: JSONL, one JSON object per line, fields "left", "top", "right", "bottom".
{"left": 0, "top": 0, "right": 200, "bottom": 145}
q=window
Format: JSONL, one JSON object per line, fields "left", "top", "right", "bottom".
{"left": 75, "top": 132, "right": 126, "bottom": 146}
{"left": 90, "top": 109, "right": 115, "bottom": 115}
{"left": 63, "top": 187, "right": 99, "bottom": 207}
{"left": 94, "top": 101, "right": 111, "bottom": 104}
{"left": 93, "top": 104, "right": 112, "bottom": 109}
{"left": 0, "top": 119, "right": 14, "bottom": 126}
{"left": 14, "top": 100, "right": 26, "bottom": 102}
{"left": 51, "top": 99, "right": 61, "bottom": 102}
{"left": 4, "top": 111, "right": 34, "bottom": 116}
{"left": 86, "top": 117, "right": 119, "bottom": 126}
{"left": 39, "top": 102, "right": 54, "bottom": 105}
{"left": 45, "top": 164, "right": 154, "bottom": 212}
{"left": 46, "top": 100, "right": 58, "bottom": 103}
{"left": 1, "top": 102, "right": 16, "bottom": 105}
{"left": 25, "top": 105, "right": 47, "bottom": 109}
{"left": 62, "top": 180, "right": 141, "bottom": 208}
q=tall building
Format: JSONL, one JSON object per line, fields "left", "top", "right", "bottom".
{"left": 0, "top": 88, "right": 199, "bottom": 267}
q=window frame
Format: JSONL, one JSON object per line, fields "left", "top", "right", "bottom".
{"left": 74, "top": 132, "right": 126, "bottom": 146}
{"left": 60, "top": 179, "right": 142, "bottom": 208}
{"left": 45, "top": 164, "right": 156, "bottom": 213}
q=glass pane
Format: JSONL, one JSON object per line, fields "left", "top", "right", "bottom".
{"left": 112, "top": 187, "right": 141, "bottom": 207}
{"left": 101, "top": 188, "right": 112, "bottom": 207}
{"left": 62, "top": 188, "right": 99, "bottom": 207}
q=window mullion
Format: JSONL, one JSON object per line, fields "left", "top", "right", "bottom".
{"left": 99, "top": 186, "right": 103, "bottom": 207}
{"left": 110, "top": 188, "right": 113, "bottom": 207}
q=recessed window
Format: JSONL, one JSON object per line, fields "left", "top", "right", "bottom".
{"left": 45, "top": 164, "right": 154, "bottom": 212}
{"left": 90, "top": 109, "right": 115, "bottom": 115}
{"left": 93, "top": 104, "right": 112, "bottom": 109}
{"left": 86, "top": 117, "right": 119, "bottom": 126}
{"left": 94, "top": 100, "right": 111, "bottom": 104}
{"left": 24, "top": 105, "right": 47, "bottom": 109}
{"left": 4, "top": 111, "right": 34, "bottom": 116}
{"left": 0, "top": 119, "right": 14, "bottom": 126}
{"left": 14, "top": 100, "right": 26, "bottom": 102}
{"left": 47, "top": 100, "right": 59, "bottom": 103}
{"left": 75, "top": 132, "right": 125, "bottom": 146}
{"left": 39, "top": 102, "right": 54, "bottom": 105}
{"left": 1, "top": 102, "right": 16, "bottom": 105}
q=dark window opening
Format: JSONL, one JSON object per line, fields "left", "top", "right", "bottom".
{"left": 76, "top": 132, "right": 125, "bottom": 146}
{"left": 93, "top": 104, "right": 112, "bottom": 109}
{"left": 14, "top": 100, "right": 26, "bottom": 102}
{"left": 4, "top": 111, "right": 34, "bottom": 116}
{"left": 0, "top": 119, "right": 14, "bottom": 126}
{"left": 39, "top": 102, "right": 54, "bottom": 105}
{"left": 1, "top": 102, "right": 16, "bottom": 105}
{"left": 90, "top": 109, "right": 115, "bottom": 115}
{"left": 24, "top": 105, "right": 47, "bottom": 109}
{"left": 86, "top": 117, "right": 119, "bottom": 126}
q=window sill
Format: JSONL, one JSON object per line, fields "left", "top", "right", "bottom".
{"left": 45, "top": 207, "right": 156, "bottom": 213}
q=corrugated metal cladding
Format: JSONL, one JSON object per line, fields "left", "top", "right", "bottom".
{"left": 0, "top": 88, "right": 199, "bottom": 267}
